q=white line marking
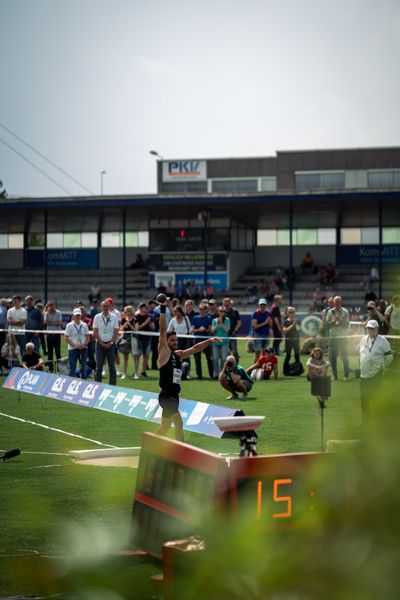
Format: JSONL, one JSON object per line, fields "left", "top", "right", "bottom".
{"left": 25, "top": 464, "right": 65, "bottom": 470}
{"left": 0, "top": 412, "right": 117, "bottom": 448}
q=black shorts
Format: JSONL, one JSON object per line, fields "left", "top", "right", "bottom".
{"left": 158, "top": 391, "right": 179, "bottom": 418}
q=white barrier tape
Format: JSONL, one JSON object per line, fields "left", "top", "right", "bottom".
{"left": 0, "top": 412, "right": 117, "bottom": 448}
{"left": 1, "top": 327, "right": 399, "bottom": 341}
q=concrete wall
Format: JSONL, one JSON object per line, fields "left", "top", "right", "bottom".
{"left": 255, "top": 245, "right": 336, "bottom": 269}
{"left": 0, "top": 250, "right": 24, "bottom": 269}
{"left": 228, "top": 251, "right": 254, "bottom": 284}
{"left": 99, "top": 248, "right": 149, "bottom": 268}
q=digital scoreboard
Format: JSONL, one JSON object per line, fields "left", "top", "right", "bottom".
{"left": 131, "top": 433, "right": 328, "bottom": 556}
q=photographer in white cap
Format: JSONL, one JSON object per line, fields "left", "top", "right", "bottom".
{"left": 359, "top": 319, "right": 393, "bottom": 428}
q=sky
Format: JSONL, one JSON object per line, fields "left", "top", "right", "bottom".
{"left": 0, "top": 0, "right": 399, "bottom": 198}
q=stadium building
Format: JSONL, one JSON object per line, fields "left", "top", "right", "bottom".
{"left": 0, "top": 145, "right": 399, "bottom": 311}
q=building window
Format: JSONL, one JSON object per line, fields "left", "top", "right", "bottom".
{"left": 261, "top": 177, "right": 277, "bottom": 192}
{"left": 295, "top": 229, "right": 317, "bottom": 245}
{"left": 28, "top": 233, "right": 45, "bottom": 248}
{"left": 63, "top": 233, "right": 81, "bottom": 248}
{"left": 367, "top": 170, "right": 400, "bottom": 188}
{"left": 81, "top": 233, "right": 98, "bottom": 248}
{"left": 257, "top": 230, "right": 276, "bottom": 246}
{"left": 341, "top": 228, "right": 361, "bottom": 244}
{"left": 317, "top": 228, "right": 336, "bottom": 245}
{"left": 47, "top": 233, "right": 63, "bottom": 248}
{"left": 0, "top": 233, "right": 24, "bottom": 249}
{"left": 47, "top": 233, "right": 98, "bottom": 248}
{"left": 162, "top": 181, "right": 208, "bottom": 193}
{"left": 383, "top": 227, "right": 400, "bottom": 243}
{"left": 361, "top": 228, "right": 379, "bottom": 244}
{"left": 295, "top": 171, "right": 345, "bottom": 191}
{"left": 212, "top": 179, "right": 258, "bottom": 193}
{"left": 101, "top": 231, "right": 149, "bottom": 248}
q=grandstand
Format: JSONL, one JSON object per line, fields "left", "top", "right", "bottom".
{"left": 0, "top": 146, "right": 399, "bottom": 311}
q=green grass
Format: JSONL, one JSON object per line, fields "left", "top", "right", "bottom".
{"left": 0, "top": 342, "right": 362, "bottom": 596}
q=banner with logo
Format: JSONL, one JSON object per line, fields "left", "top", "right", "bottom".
{"left": 148, "top": 252, "right": 227, "bottom": 272}
{"left": 337, "top": 244, "right": 400, "bottom": 265}
{"left": 3, "top": 368, "right": 237, "bottom": 438}
{"left": 162, "top": 160, "right": 207, "bottom": 182}
{"left": 25, "top": 249, "right": 99, "bottom": 269}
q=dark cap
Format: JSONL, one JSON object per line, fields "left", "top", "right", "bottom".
{"left": 139, "top": 302, "right": 147, "bottom": 308}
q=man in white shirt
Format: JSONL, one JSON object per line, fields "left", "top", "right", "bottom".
{"left": 64, "top": 308, "right": 90, "bottom": 379}
{"left": 93, "top": 299, "right": 119, "bottom": 385}
{"left": 359, "top": 319, "right": 393, "bottom": 428}
{"left": 7, "top": 295, "right": 27, "bottom": 350}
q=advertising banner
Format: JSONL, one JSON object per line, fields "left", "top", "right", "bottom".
{"left": 25, "top": 249, "right": 99, "bottom": 269}
{"left": 148, "top": 252, "right": 227, "bottom": 272}
{"left": 3, "top": 368, "right": 237, "bottom": 438}
{"left": 337, "top": 244, "right": 400, "bottom": 265}
{"left": 162, "top": 160, "right": 207, "bottom": 182}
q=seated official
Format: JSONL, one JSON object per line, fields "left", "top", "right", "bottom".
{"left": 22, "top": 342, "right": 44, "bottom": 371}
{"left": 306, "top": 347, "right": 329, "bottom": 380}
{"left": 247, "top": 347, "right": 278, "bottom": 381}
{"left": 219, "top": 355, "right": 253, "bottom": 400}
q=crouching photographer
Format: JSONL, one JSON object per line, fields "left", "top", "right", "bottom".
{"left": 219, "top": 355, "right": 253, "bottom": 400}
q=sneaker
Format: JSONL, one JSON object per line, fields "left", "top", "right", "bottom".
{"left": 141, "top": 371, "right": 148, "bottom": 378}
{"left": 116, "top": 370, "right": 122, "bottom": 377}
{"left": 133, "top": 374, "right": 139, "bottom": 380}
{"left": 343, "top": 376, "right": 349, "bottom": 381}
{"left": 102, "top": 370, "right": 106, "bottom": 377}
{"left": 186, "top": 375, "right": 191, "bottom": 380}
{"left": 331, "top": 376, "right": 337, "bottom": 382}
{"left": 242, "top": 394, "right": 248, "bottom": 400}
{"left": 121, "top": 374, "right": 126, "bottom": 380}
{"left": 226, "top": 393, "right": 239, "bottom": 400}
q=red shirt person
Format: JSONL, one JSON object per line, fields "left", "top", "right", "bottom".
{"left": 246, "top": 347, "right": 278, "bottom": 380}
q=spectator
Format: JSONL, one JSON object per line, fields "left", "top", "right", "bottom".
{"left": 89, "top": 298, "right": 101, "bottom": 319}
{"left": 176, "top": 280, "right": 186, "bottom": 303}
{"left": 359, "top": 319, "right": 393, "bottom": 428}
{"left": 251, "top": 298, "right": 272, "bottom": 361}
{"left": 306, "top": 348, "right": 329, "bottom": 380}
{"left": 364, "top": 288, "right": 377, "bottom": 304}
{"left": 186, "top": 280, "right": 200, "bottom": 303}
{"left": 0, "top": 297, "right": 10, "bottom": 349}
{"left": 207, "top": 298, "right": 218, "bottom": 320}
{"left": 384, "top": 295, "right": 400, "bottom": 357}
{"left": 273, "top": 267, "right": 287, "bottom": 291}
{"left": 166, "top": 280, "right": 176, "bottom": 297}
{"left": 312, "top": 287, "right": 325, "bottom": 310}
{"left": 282, "top": 306, "right": 301, "bottom": 376}
{"left": 88, "top": 283, "right": 101, "bottom": 304}
{"left": 119, "top": 305, "right": 138, "bottom": 380}
{"left": 168, "top": 305, "right": 192, "bottom": 379}
{"left": 326, "top": 296, "right": 350, "bottom": 381}
{"left": 206, "top": 281, "right": 215, "bottom": 299}
{"left": 157, "top": 281, "right": 167, "bottom": 294}
{"left": 191, "top": 302, "right": 213, "bottom": 380}
{"left": 184, "top": 299, "right": 198, "bottom": 325}
{"left": 93, "top": 300, "right": 119, "bottom": 385}
{"left": 247, "top": 284, "right": 258, "bottom": 305}
{"left": 360, "top": 266, "right": 379, "bottom": 289}
{"left": 64, "top": 308, "right": 90, "bottom": 379}
{"left": 321, "top": 296, "right": 334, "bottom": 338}
{"left": 0, "top": 332, "right": 20, "bottom": 373}
{"left": 271, "top": 295, "right": 284, "bottom": 355}
{"left": 301, "top": 251, "right": 315, "bottom": 274}
{"left": 129, "top": 253, "right": 145, "bottom": 269}
{"left": 223, "top": 297, "right": 242, "bottom": 360}
{"left": 320, "top": 263, "right": 336, "bottom": 285}
{"left": 258, "top": 278, "right": 270, "bottom": 301}
{"left": 361, "top": 301, "right": 386, "bottom": 335}
{"left": 147, "top": 299, "right": 159, "bottom": 371}
{"left": 135, "top": 302, "right": 155, "bottom": 377}
{"left": 246, "top": 347, "right": 278, "bottom": 381}
{"left": 210, "top": 305, "right": 230, "bottom": 379}
{"left": 24, "top": 296, "right": 44, "bottom": 352}
{"left": 7, "top": 295, "right": 27, "bottom": 350}
{"left": 22, "top": 342, "right": 44, "bottom": 371}
{"left": 44, "top": 300, "right": 63, "bottom": 371}
{"left": 219, "top": 355, "right": 253, "bottom": 400}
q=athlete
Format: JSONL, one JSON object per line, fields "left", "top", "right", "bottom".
{"left": 156, "top": 296, "right": 221, "bottom": 441}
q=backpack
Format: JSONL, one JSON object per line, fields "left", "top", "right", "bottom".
{"left": 284, "top": 361, "right": 304, "bottom": 377}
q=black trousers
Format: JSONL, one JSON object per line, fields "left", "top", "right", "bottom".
{"left": 194, "top": 345, "right": 213, "bottom": 379}
{"left": 283, "top": 339, "right": 300, "bottom": 373}
{"left": 47, "top": 334, "right": 61, "bottom": 367}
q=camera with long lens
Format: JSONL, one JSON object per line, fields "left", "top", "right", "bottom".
{"left": 226, "top": 361, "right": 234, "bottom": 368}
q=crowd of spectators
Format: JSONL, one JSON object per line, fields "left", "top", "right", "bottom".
{"left": 1, "top": 283, "right": 398, "bottom": 388}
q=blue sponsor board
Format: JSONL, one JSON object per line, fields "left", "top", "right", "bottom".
{"left": 25, "top": 248, "right": 99, "bottom": 269}
{"left": 337, "top": 244, "right": 400, "bottom": 265}
{"left": 3, "top": 368, "right": 236, "bottom": 438}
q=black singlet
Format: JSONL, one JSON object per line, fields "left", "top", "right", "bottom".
{"left": 159, "top": 351, "right": 182, "bottom": 398}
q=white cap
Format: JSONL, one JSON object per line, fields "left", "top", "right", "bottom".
{"left": 366, "top": 319, "right": 379, "bottom": 329}
{"left": 73, "top": 308, "right": 82, "bottom": 316}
